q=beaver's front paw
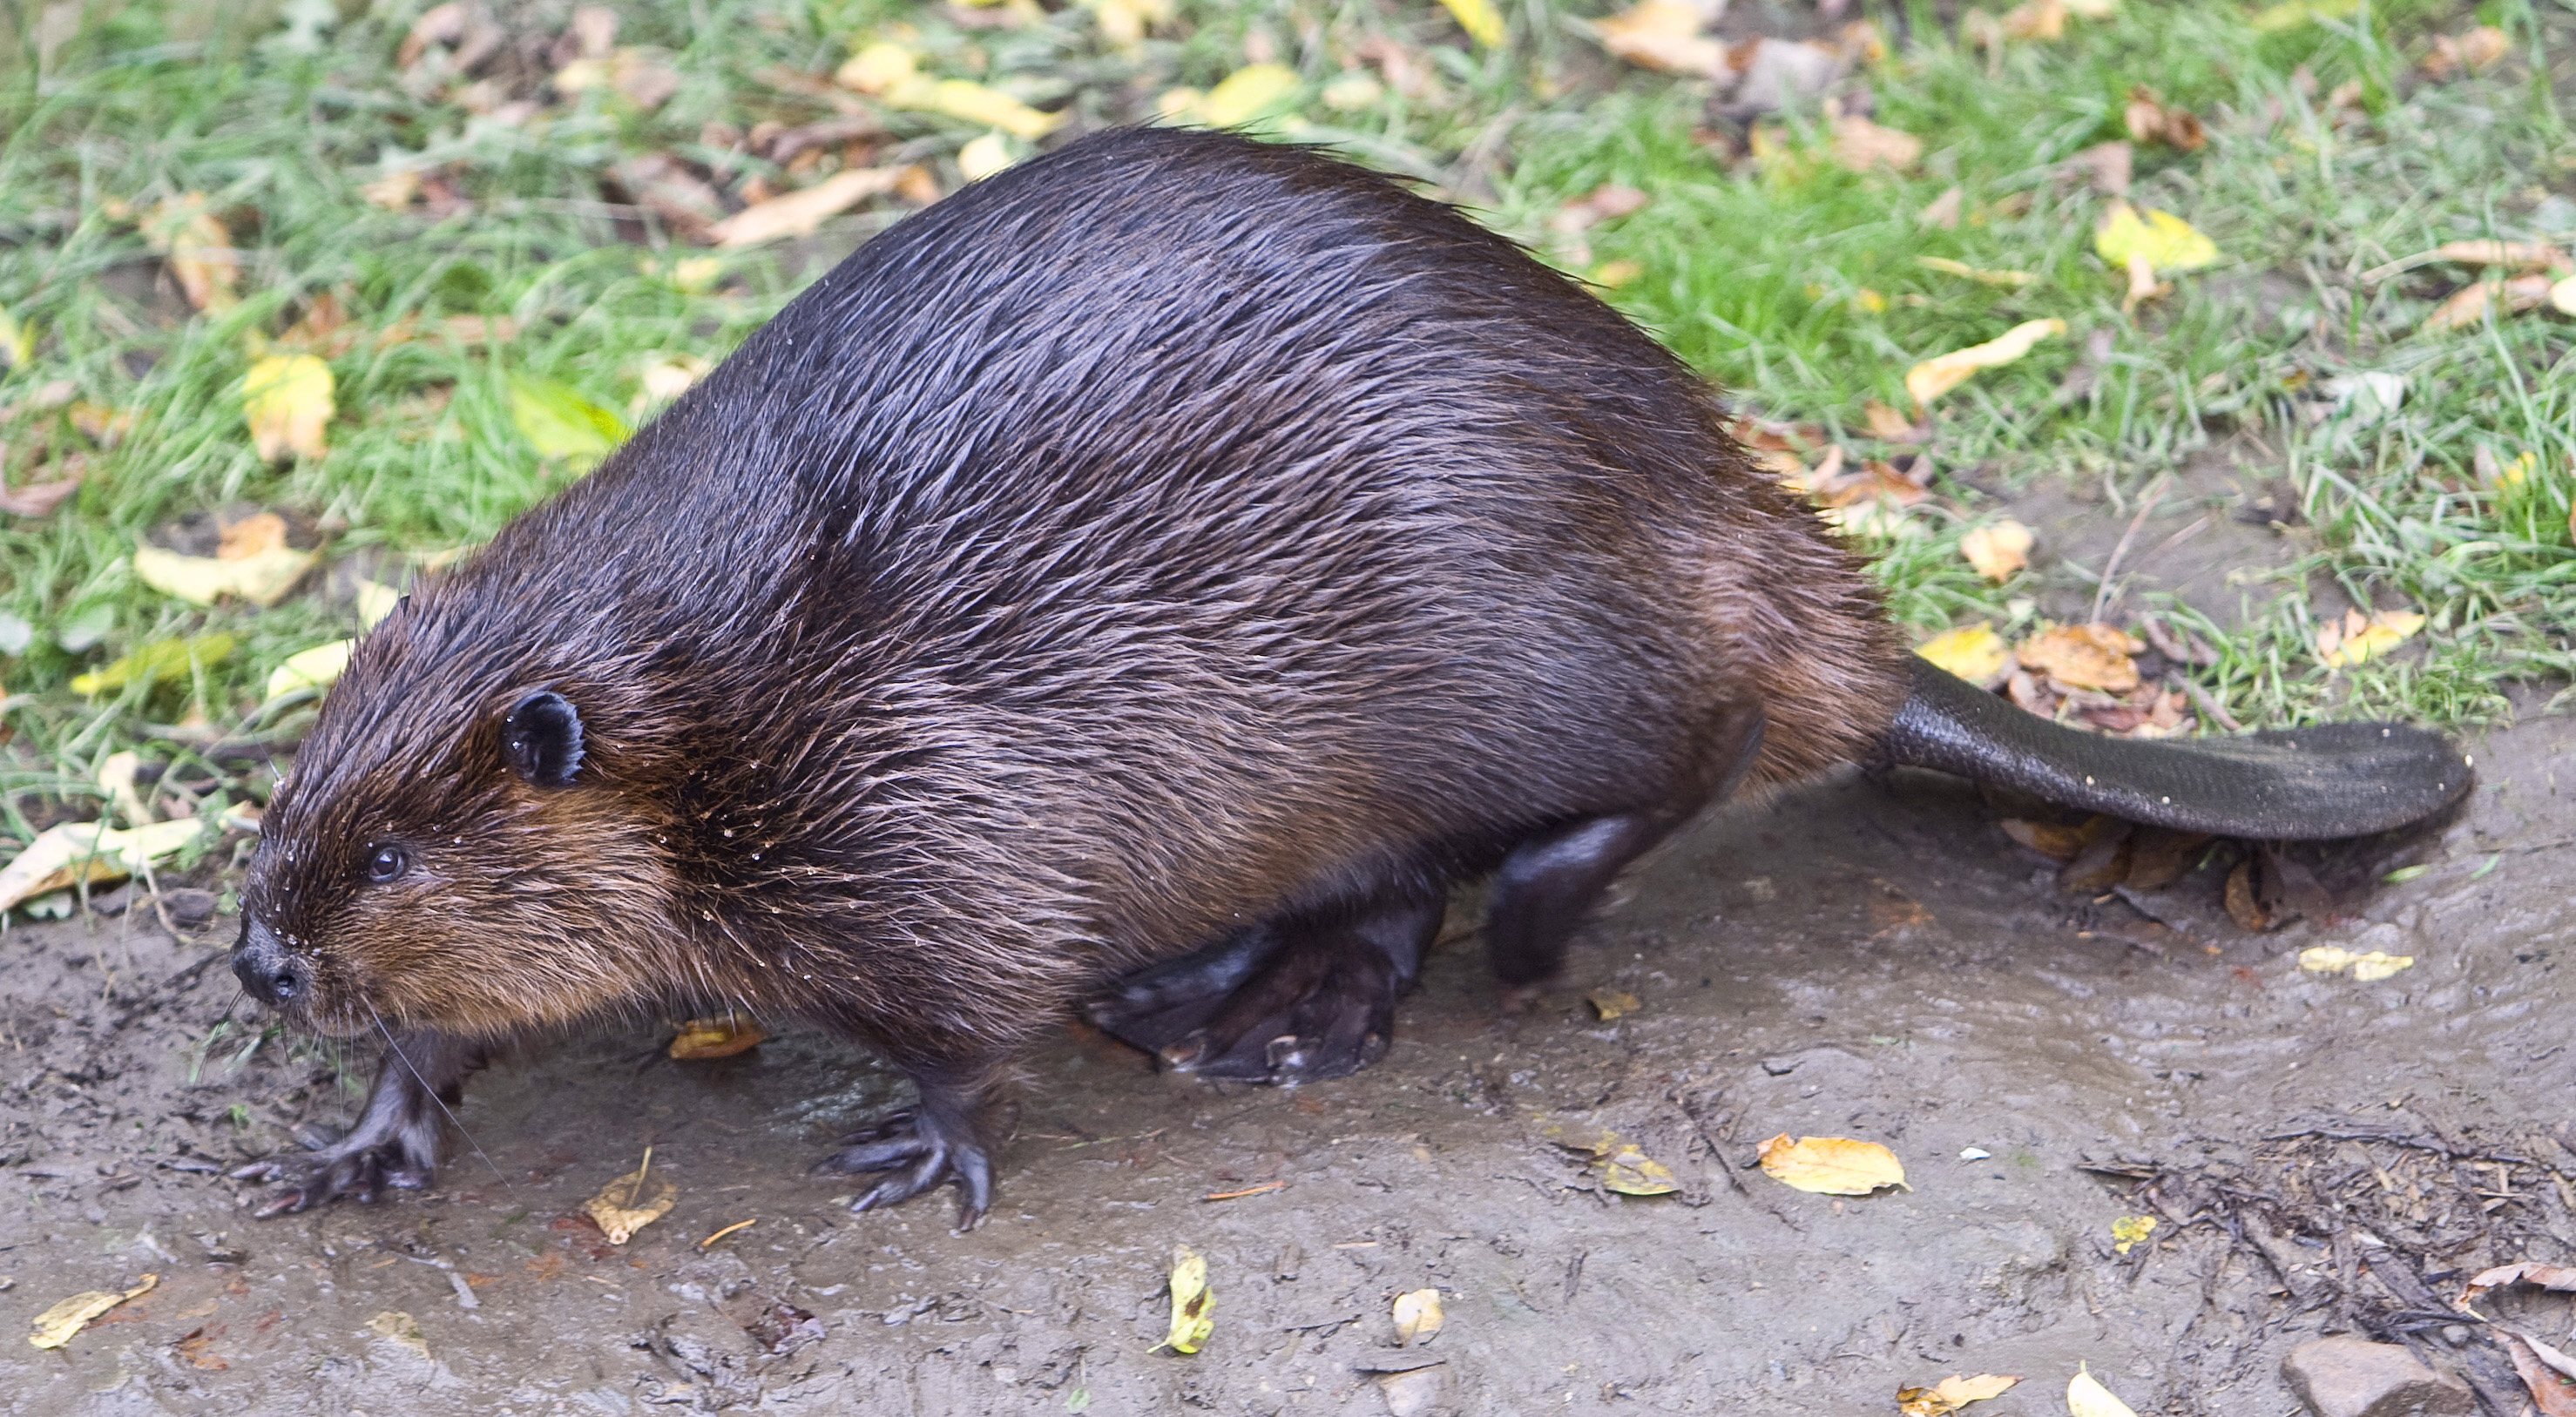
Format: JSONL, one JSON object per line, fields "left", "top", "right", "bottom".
{"left": 232, "top": 1127, "right": 437, "bottom": 1217}
{"left": 816, "top": 1106, "right": 995, "bottom": 1229}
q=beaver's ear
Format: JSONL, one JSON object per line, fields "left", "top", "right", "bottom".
{"left": 502, "top": 691, "right": 585, "bottom": 787}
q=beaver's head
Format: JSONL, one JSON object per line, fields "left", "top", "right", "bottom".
{"left": 233, "top": 606, "right": 683, "bottom": 1041}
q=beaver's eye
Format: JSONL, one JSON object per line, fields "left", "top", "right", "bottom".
{"left": 364, "top": 843, "right": 409, "bottom": 883}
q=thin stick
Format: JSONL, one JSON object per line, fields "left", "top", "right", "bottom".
{"left": 2091, "top": 471, "right": 2173, "bottom": 624}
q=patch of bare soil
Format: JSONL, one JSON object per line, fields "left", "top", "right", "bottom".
{"left": 2, "top": 699, "right": 2567, "bottom": 1415}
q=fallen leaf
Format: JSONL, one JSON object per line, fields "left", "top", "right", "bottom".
{"left": 1391, "top": 1288, "right": 1443, "bottom": 1346}
{"left": 1437, "top": 0, "right": 1506, "bottom": 47}
{"left": 2110, "top": 1214, "right": 2156, "bottom": 1254}
{"left": 243, "top": 354, "right": 334, "bottom": 462}
{"left": 834, "top": 40, "right": 918, "bottom": 94}
{"left": 2298, "top": 945, "right": 2415, "bottom": 981}
{"left": 2423, "top": 24, "right": 2511, "bottom": 77}
{"left": 1830, "top": 113, "right": 1922, "bottom": 172}
{"left": 637, "top": 354, "right": 711, "bottom": 403}
{"left": 2074, "top": 139, "right": 2132, "bottom": 197}
{"left": 362, "top": 169, "right": 421, "bottom": 209}
{"left": 1959, "top": 520, "right": 2034, "bottom": 582}
{"left": 2424, "top": 274, "right": 2554, "bottom": 333}
{"left": 2363, "top": 240, "right": 2572, "bottom": 284}
{"left": 1594, "top": 0, "right": 1724, "bottom": 76}
{"left": 2223, "top": 859, "right": 2273, "bottom": 931}
{"left": 2002, "top": 0, "right": 2065, "bottom": 40}
{"left": 1915, "top": 256, "right": 2034, "bottom": 287}
{"left": 2502, "top": 1333, "right": 2576, "bottom": 1417}
{"left": 908, "top": 78, "right": 1066, "bottom": 138}
{"left": 135, "top": 533, "right": 316, "bottom": 608}
{"left": 2250, "top": 0, "right": 2359, "bottom": 33}
{"left": 145, "top": 196, "right": 237, "bottom": 312}
{"left": 0, "top": 475, "right": 82, "bottom": 518}
{"left": 1166, "top": 63, "right": 1301, "bottom": 128}
{"left": 2093, "top": 202, "right": 2219, "bottom": 276}
{"left": 583, "top": 1148, "right": 678, "bottom": 1244}
{"left": 68, "top": 632, "right": 237, "bottom": 696}
{"left": 1756, "top": 1134, "right": 1907, "bottom": 1195}
{"left": 0, "top": 821, "right": 213, "bottom": 908}
{"left": 2016, "top": 623, "right": 2141, "bottom": 692}
{"left": 1917, "top": 624, "right": 2011, "bottom": 685}
{"left": 1542, "top": 1120, "right": 1682, "bottom": 1195}
{"left": 0, "top": 307, "right": 33, "bottom": 368}
{"left": 1898, "top": 1373, "right": 2021, "bottom": 1416}
{"left": 1085, "top": 0, "right": 1173, "bottom": 47}
{"left": 2316, "top": 607, "right": 2424, "bottom": 669}
{"left": 708, "top": 165, "right": 918, "bottom": 247}
{"left": 668, "top": 1016, "right": 767, "bottom": 1059}
{"left": 957, "top": 131, "right": 1014, "bottom": 182}
{"left": 265, "top": 640, "right": 354, "bottom": 701}
{"left": 366, "top": 1310, "right": 429, "bottom": 1358}
{"left": 508, "top": 373, "right": 629, "bottom": 469}
{"left": 2123, "top": 86, "right": 2205, "bottom": 152}
{"left": 2067, "top": 1366, "right": 2139, "bottom": 1417}
{"left": 2464, "top": 1263, "right": 2576, "bottom": 1306}
{"left": 1585, "top": 989, "right": 1641, "bottom": 1021}
{"left": 1919, "top": 186, "right": 1964, "bottom": 229}
{"left": 1905, "top": 318, "right": 2066, "bottom": 406}
{"left": 28, "top": 1274, "right": 157, "bottom": 1349}
{"left": 69, "top": 401, "right": 134, "bottom": 447}
{"left": 1163, "top": 1245, "right": 1214, "bottom": 1355}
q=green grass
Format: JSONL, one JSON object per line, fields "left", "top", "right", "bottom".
{"left": 1, "top": 0, "right": 2571, "bottom": 863}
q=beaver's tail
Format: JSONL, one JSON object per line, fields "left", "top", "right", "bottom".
{"left": 1877, "top": 658, "right": 2472, "bottom": 840}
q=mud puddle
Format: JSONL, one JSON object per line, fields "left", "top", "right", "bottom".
{"left": 3, "top": 698, "right": 2569, "bottom": 1415}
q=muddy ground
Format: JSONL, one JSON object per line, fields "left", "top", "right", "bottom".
{"left": 5, "top": 467, "right": 2576, "bottom": 1416}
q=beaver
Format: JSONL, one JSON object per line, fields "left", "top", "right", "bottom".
{"left": 228, "top": 126, "right": 2468, "bottom": 1226}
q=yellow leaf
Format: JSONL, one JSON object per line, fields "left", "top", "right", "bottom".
{"left": 1916, "top": 623, "right": 2011, "bottom": 684}
{"left": 1085, "top": 0, "right": 1174, "bottom": 47}
{"left": 2317, "top": 607, "right": 2424, "bottom": 669}
{"left": 1904, "top": 318, "right": 2066, "bottom": 407}
{"left": 135, "top": 542, "right": 315, "bottom": 608}
{"left": 265, "top": 640, "right": 355, "bottom": 701}
{"left": 1756, "top": 1134, "right": 1908, "bottom": 1195}
{"left": 1599, "top": 1144, "right": 1679, "bottom": 1195}
{"left": 709, "top": 165, "right": 917, "bottom": 247}
{"left": 27, "top": 1274, "right": 157, "bottom": 1350}
{"left": 1164, "top": 1245, "right": 1214, "bottom": 1355}
{"left": 69, "top": 632, "right": 237, "bottom": 695}
{"left": 1391, "top": 1288, "right": 1444, "bottom": 1346}
{"left": 835, "top": 41, "right": 917, "bottom": 95}
{"left": 144, "top": 195, "right": 237, "bottom": 313}
{"left": 2250, "top": 0, "right": 2358, "bottom": 32}
{"left": 2093, "top": 202, "right": 2219, "bottom": 275}
{"left": 1438, "top": 0, "right": 1507, "bottom": 46}
{"left": 2298, "top": 945, "right": 2416, "bottom": 981}
{"left": 0, "top": 308, "right": 32, "bottom": 368}
{"left": 366, "top": 1310, "right": 429, "bottom": 1358}
{"left": 909, "top": 78, "right": 1067, "bottom": 139}
{"left": 1593, "top": 0, "right": 1724, "bottom": 75}
{"left": 508, "top": 373, "right": 630, "bottom": 469}
{"left": 2, "top": 821, "right": 203, "bottom": 911}
{"left": 2110, "top": 1214, "right": 2157, "bottom": 1254}
{"left": 1959, "top": 519, "right": 2034, "bottom": 582}
{"left": 1191, "top": 64, "right": 1301, "bottom": 128}
{"left": 243, "top": 354, "right": 334, "bottom": 462}
{"left": 356, "top": 577, "right": 404, "bottom": 628}
{"left": 1585, "top": 988, "right": 1641, "bottom": 1021}
{"left": 1899, "top": 1373, "right": 2022, "bottom": 1415}
{"left": 1916, "top": 256, "right": 2035, "bottom": 287}
{"left": 2067, "top": 1366, "right": 2140, "bottom": 1417}
{"left": 669, "top": 1016, "right": 768, "bottom": 1059}
{"left": 2551, "top": 274, "right": 2576, "bottom": 315}
{"left": 583, "top": 1148, "right": 678, "bottom": 1244}
{"left": 958, "top": 131, "right": 1016, "bottom": 182}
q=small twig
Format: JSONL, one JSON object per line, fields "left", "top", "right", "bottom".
{"left": 2173, "top": 675, "right": 2245, "bottom": 732}
{"left": 1201, "top": 1181, "right": 1287, "bottom": 1202}
{"left": 698, "top": 1218, "right": 756, "bottom": 1250}
{"left": 2092, "top": 471, "right": 2174, "bottom": 624}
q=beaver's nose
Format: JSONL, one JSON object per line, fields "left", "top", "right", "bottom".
{"left": 232, "top": 919, "right": 308, "bottom": 1009}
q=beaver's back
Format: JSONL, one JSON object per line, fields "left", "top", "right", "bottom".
{"left": 314, "top": 127, "right": 1899, "bottom": 989}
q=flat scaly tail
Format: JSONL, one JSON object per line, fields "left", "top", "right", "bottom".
{"left": 1878, "top": 658, "right": 2474, "bottom": 840}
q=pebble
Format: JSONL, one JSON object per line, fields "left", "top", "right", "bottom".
{"left": 2281, "top": 1336, "right": 2472, "bottom": 1417}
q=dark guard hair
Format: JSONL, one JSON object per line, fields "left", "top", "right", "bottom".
{"left": 229, "top": 126, "right": 2462, "bottom": 1225}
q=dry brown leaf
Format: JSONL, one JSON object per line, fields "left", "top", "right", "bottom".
{"left": 1830, "top": 113, "right": 1922, "bottom": 172}
{"left": 1755, "top": 1134, "right": 1907, "bottom": 1195}
{"left": 2073, "top": 139, "right": 2132, "bottom": 198}
{"left": 2223, "top": 859, "right": 2273, "bottom": 931}
{"left": 668, "top": 1016, "right": 767, "bottom": 1059}
{"left": 2001, "top": 0, "right": 2064, "bottom": 39}
{"left": 1919, "top": 185, "right": 1964, "bottom": 229}
{"left": 2016, "top": 623, "right": 2140, "bottom": 692}
{"left": 1595, "top": 0, "right": 1725, "bottom": 76}
{"left": 2424, "top": 24, "right": 2512, "bottom": 78}
{"left": 2123, "top": 87, "right": 2206, "bottom": 152}
{"left": 1999, "top": 817, "right": 2086, "bottom": 861}
{"left": 1861, "top": 400, "right": 1916, "bottom": 439}
{"left": 27, "top": 1274, "right": 157, "bottom": 1349}
{"left": 583, "top": 1147, "right": 678, "bottom": 1244}
{"left": 0, "top": 820, "right": 206, "bottom": 910}
{"left": 0, "top": 475, "right": 81, "bottom": 519}
{"left": 2422, "top": 273, "right": 2555, "bottom": 332}
{"left": 2505, "top": 1333, "right": 2576, "bottom": 1417}
{"left": 135, "top": 535, "right": 316, "bottom": 608}
{"left": 2464, "top": 1263, "right": 2576, "bottom": 1306}
{"left": 708, "top": 165, "right": 917, "bottom": 248}
{"left": 1959, "top": 519, "right": 2033, "bottom": 582}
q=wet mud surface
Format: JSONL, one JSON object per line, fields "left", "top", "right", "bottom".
{"left": 4, "top": 703, "right": 2571, "bottom": 1416}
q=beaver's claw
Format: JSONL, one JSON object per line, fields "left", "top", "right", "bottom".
{"left": 816, "top": 1106, "right": 996, "bottom": 1229}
